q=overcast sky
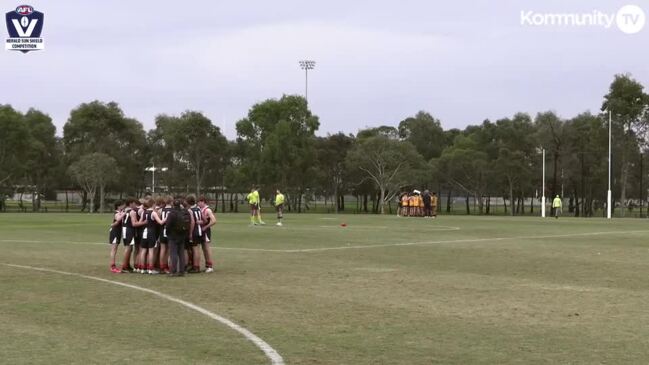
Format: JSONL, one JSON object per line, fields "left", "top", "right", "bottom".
{"left": 1, "top": 0, "right": 648, "bottom": 138}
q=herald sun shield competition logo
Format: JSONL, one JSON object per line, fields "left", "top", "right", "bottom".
{"left": 5, "top": 5, "right": 44, "bottom": 53}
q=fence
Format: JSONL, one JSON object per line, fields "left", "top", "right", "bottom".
{"left": 1, "top": 193, "right": 646, "bottom": 218}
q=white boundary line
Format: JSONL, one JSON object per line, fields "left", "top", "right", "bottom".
{"left": 0, "top": 263, "right": 285, "bottom": 365}
{"left": 1, "top": 230, "right": 647, "bottom": 253}
{"left": 0, "top": 239, "right": 100, "bottom": 244}
{"left": 318, "top": 225, "right": 388, "bottom": 229}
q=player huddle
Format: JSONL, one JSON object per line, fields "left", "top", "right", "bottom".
{"left": 108, "top": 195, "right": 216, "bottom": 276}
{"left": 398, "top": 190, "right": 438, "bottom": 218}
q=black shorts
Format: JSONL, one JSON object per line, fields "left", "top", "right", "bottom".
{"left": 109, "top": 228, "right": 121, "bottom": 245}
{"left": 123, "top": 228, "right": 136, "bottom": 246}
{"left": 204, "top": 228, "right": 211, "bottom": 243}
{"left": 140, "top": 236, "right": 158, "bottom": 249}
{"left": 191, "top": 234, "right": 204, "bottom": 245}
{"left": 140, "top": 227, "right": 158, "bottom": 249}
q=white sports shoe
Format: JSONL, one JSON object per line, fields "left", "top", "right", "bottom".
{"left": 205, "top": 267, "right": 214, "bottom": 273}
{"left": 276, "top": 222, "right": 282, "bottom": 226}
{"left": 150, "top": 270, "right": 159, "bottom": 275}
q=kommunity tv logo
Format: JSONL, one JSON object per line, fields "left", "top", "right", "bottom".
{"left": 520, "top": 4, "right": 645, "bottom": 34}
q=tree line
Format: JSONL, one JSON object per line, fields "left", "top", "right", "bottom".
{"left": 1, "top": 73, "right": 648, "bottom": 217}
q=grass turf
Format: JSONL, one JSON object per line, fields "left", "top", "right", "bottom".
{"left": 1, "top": 213, "right": 649, "bottom": 364}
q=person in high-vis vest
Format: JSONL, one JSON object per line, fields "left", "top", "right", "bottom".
{"left": 274, "top": 189, "right": 285, "bottom": 226}
{"left": 552, "top": 195, "right": 562, "bottom": 219}
{"left": 246, "top": 186, "right": 261, "bottom": 226}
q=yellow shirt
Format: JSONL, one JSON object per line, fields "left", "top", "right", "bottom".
{"left": 247, "top": 191, "right": 259, "bottom": 204}
{"left": 275, "top": 193, "right": 285, "bottom": 206}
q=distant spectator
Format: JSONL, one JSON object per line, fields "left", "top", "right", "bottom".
{"left": 552, "top": 195, "right": 562, "bottom": 219}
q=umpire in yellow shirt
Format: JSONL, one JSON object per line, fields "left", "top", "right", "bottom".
{"left": 247, "top": 186, "right": 261, "bottom": 226}
{"left": 552, "top": 195, "right": 562, "bottom": 219}
{"left": 274, "top": 189, "right": 285, "bottom": 226}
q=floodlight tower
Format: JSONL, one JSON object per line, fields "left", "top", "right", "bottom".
{"left": 299, "top": 60, "right": 316, "bottom": 104}
{"left": 145, "top": 163, "right": 168, "bottom": 194}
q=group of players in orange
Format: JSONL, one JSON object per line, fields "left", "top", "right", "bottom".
{"left": 107, "top": 195, "right": 216, "bottom": 275}
{"left": 398, "top": 190, "right": 438, "bottom": 218}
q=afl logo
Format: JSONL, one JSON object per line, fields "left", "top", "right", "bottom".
{"left": 5, "top": 4, "right": 45, "bottom": 52}
{"left": 15, "top": 5, "right": 33, "bottom": 15}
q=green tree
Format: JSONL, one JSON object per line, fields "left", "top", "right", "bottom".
{"left": 346, "top": 135, "right": 424, "bottom": 214}
{"left": 236, "top": 95, "right": 319, "bottom": 211}
{"left": 398, "top": 111, "right": 446, "bottom": 160}
{"left": 315, "top": 133, "right": 355, "bottom": 212}
{"left": 493, "top": 113, "right": 535, "bottom": 215}
{"left": 223, "top": 147, "right": 248, "bottom": 213}
{"left": 63, "top": 101, "right": 147, "bottom": 196}
{"left": 23, "top": 109, "right": 59, "bottom": 211}
{"left": 0, "top": 105, "right": 30, "bottom": 210}
{"left": 0, "top": 105, "right": 29, "bottom": 187}
{"left": 562, "top": 113, "right": 608, "bottom": 216}
{"left": 535, "top": 111, "right": 565, "bottom": 209}
{"left": 438, "top": 133, "right": 491, "bottom": 214}
{"left": 154, "top": 111, "right": 228, "bottom": 195}
{"left": 495, "top": 148, "right": 530, "bottom": 215}
{"left": 357, "top": 125, "right": 399, "bottom": 140}
{"left": 68, "top": 153, "right": 119, "bottom": 213}
{"left": 601, "top": 74, "right": 649, "bottom": 216}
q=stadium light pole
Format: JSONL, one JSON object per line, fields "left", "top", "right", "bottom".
{"left": 299, "top": 60, "right": 316, "bottom": 104}
{"left": 607, "top": 110, "right": 612, "bottom": 219}
{"left": 641, "top": 153, "right": 644, "bottom": 218}
{"left": 541, "top": 148, "right": 546, "bottom": 218}
{"left": 145, "top": 164, "right": 168, "bottom": 194}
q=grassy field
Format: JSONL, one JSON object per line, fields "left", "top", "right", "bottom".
{"left": 1, "top": 213, "right": 649, "bottom": 364}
